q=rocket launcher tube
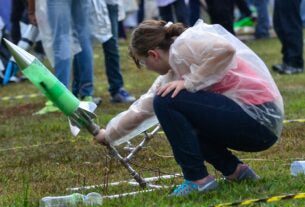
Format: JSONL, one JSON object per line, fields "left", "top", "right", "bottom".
{"left": 4, "top": 39, "right": 79, "bottom": 116}
{"left": 4, "top": 38, "right": 98, "bottom": 136}
{"left": 4, "top": 39, "right": 148, "bottom": 187}
{"left": 22, "top": 59, "right": 80, "bottom": 116}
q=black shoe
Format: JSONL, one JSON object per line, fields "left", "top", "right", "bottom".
{"left": 272, "top": 63, "right": 303, "bottom": 75}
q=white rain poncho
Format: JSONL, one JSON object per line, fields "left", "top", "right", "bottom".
{"left": 90, "top": 0, "right": 112, "bottom": 43}
{"left": 105, "top": 20, "right": 284, "bottom": 146}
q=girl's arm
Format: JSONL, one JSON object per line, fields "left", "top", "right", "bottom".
{"left": 103, "top": 76, "right": 164, "bottom": 144}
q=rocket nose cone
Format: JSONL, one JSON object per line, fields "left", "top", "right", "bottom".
{"left": 3, "top": 38, "right": 35, "bottom": 70}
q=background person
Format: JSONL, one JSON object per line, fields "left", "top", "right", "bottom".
{"left": 272, "top": 0, "right": 304, "bottom": 74}
{"left": 101, "top": 0, "right": 136, "bottom": 103}
{"left": 29, "top": 0, "right": 96, "bottom": 114}
{"left": 205, "top": 0, "right": 235, "bottom": 34}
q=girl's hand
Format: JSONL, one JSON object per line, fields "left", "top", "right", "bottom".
{"left": 157, "top": 80, "right": 185, "bottom": 98}
{"left": 94, "top": 129, "right": 107, "bottom": 145}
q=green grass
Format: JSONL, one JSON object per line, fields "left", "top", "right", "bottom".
{"left": 1, "top": 36, "right": 305, "bottom": 207}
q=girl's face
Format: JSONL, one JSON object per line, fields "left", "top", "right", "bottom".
{"left": 138, "top": 49, "right": 171, "bottom": 75}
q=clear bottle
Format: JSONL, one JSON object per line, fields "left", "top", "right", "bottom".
{"left": 290, "top": 161, "right": 305, "bottom": 176}
{"left": 39, "top": 192, "right": 103, "bottom": 207}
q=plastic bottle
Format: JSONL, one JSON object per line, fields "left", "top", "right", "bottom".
{"left": 290, "top": 161, "right": 305, "bottom": 176}
{"left": 39, "top": 192, "right": 103, "bottom": 207}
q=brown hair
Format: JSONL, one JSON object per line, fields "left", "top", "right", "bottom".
{"left": 129, "top": 20, "right": 186, "bottom": 68}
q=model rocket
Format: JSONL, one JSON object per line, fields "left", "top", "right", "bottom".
{"left": 3, "top": 24, "right": 39, "bottom": 85}
{"left": 4, "top": 39, "right": 158, "bottom": 187}
{"left": 4, "top": 39, "right": 100, "bottom": 136}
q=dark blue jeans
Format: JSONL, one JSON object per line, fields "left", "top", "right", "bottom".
{"left": 48, "top": 0, "right": 93, "bottom": 97}
{"left": 10, "top": 0, "right": 28, "bottom": 44}
{"left": 205, "top": 0, "right": 235, "bottom": 35}
{"left": 102, "top": 4, "right": 124, "bottom": 96}
{"left": 153, "top": 90, "right": 277, "bottom": 181}
{"left": 189, "top": 0, "right": 201, "bottom": 26}
{"left": 253, "top": 0, "right": 270, "bottom": 39}
{"left": 273, "top": 0, "right": 304, "bottom": 68}
{"left": 158, "top": 0, "right": 190, "bottom": 26}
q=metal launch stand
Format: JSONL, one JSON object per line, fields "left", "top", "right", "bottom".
{"left": 105, "top": 124, "right": 162, "bottom": 188}
{"left": 85, "top": 120, "right": 178, "bottom": 185}
{"left": 68, "top": 123, "right": 181, "bottom": 197}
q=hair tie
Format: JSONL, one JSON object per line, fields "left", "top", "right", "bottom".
{"left": 164, "top": 21, "right": 173, "bottom": 28}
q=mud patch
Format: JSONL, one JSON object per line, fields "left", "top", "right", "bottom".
{"left": 0, "top": 103, "right": 42, "bottom": 119}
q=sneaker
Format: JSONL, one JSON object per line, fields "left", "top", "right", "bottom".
{"left": 9, "top": 75, "right": 22, "bottom": 83}
{"left": 225, "top": 164, "right": 260, "bottom": 182}
{"left": 234, "top": 17, "right": 255, "bottom": 29}
{"left": 111, "top": 88, "right": 136, "bottom": 103}
{"left": 33, "top": 100, "right": 59, "bottom": 115}
{"left": 81, "top": 96, "right": 102, "bottom": 106}
{"left": 272, "top": 64, "right": 304, "bottom": 75}
{"left": 170, "top": 176, "right": 218, "bottom": 197}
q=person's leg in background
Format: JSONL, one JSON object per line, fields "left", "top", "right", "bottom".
{"left": 300, "top": 0, "right": 305, "bottom": 27}
{"left": 34, "top": 0, "right": 72, "bottom": 115}
{"left": 253, "top": 0, "right": 270, "bottom": 39}
{"left": 102, "top": 4, "right": 135, "bottom": 103}
{"left": 273, "top": 0, "right": 304, "bottom": 74}
{"left": 235, "top": 0, "right": 252, "bottom": 19}
{"left": 47, "top": 0, "right": 72, "bottom": 88}
{"left": 158, "top": 4, "right": 174, "bottom": 22}
{"left": 10, "top": 0, "right": 27, "bottom": 44}
{"left": 118, "top": 21, "right": 127, "bottom": 40}
{"left": 137, "top": 0, "right": 145, "bottom": 23}
{"left": 173, "top": 0, "right": 190, "bottom": 25}
{"left": 189, "top": 0, "right": 201, "bottom": 26}
{"left": 72, "top": 0, "right": 94, "bottom": 99}
{"left": 205, "top": 0, "right": 235, "bottom": 35}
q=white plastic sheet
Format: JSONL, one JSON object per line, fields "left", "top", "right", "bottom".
{"left": 90, "top": 0, "right": 112, "bottom": 43}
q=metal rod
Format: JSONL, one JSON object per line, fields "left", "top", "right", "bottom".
{"left": 88, "top": 123, "right": 161, "bottom": 188}
{"left": 125, "top": 125, "right": 161, "bottom": 162}
{"left": 107, "top": 144, "right": 147, "bottom": 188}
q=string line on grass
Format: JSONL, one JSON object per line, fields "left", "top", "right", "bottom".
{"left": 0, "top": 139, "right": 80, "bottom": 152}
{"left": 0, "top": 93, "right": 42, "bottom": 101}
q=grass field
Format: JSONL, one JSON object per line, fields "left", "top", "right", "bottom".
{"left": 1, "top": 35, "right": 305, "bottom": 207}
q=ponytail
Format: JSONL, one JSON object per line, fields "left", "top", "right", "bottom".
{"left": 129, "top": 20, "right": 186, "bottom": 68}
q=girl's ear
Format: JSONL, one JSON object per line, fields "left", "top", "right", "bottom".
{"left": 147, "top": 49, "right": 160, "bottom": 59}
